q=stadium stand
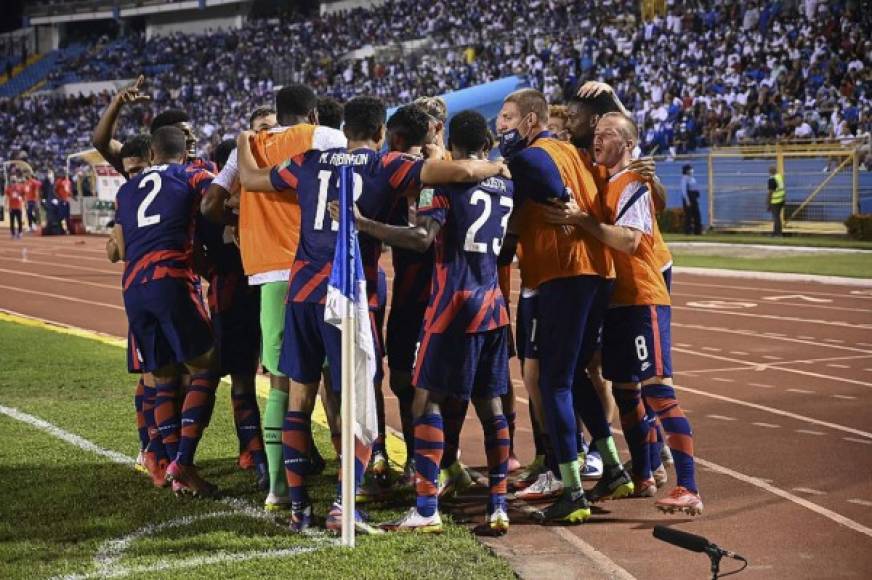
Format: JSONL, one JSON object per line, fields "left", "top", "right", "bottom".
{"left": 0, "top": 0, "right": 869, "bottom": 179}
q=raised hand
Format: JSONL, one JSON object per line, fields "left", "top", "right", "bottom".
{"left": 115, "top": 75, "right": 151, "bottom": 106}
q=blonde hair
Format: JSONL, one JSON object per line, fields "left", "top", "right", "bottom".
{"left": 600, "top": 111, "right": 638, "bottom": 147}
{"left": 504, "top": 88, "right": 549, "bottom": 123}
{"left": 413, "top": 96, "right": 448, "bottom": 123}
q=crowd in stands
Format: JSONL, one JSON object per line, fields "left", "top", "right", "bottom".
{"left": 1, "top": 0, "right": 869, "bottom": 177}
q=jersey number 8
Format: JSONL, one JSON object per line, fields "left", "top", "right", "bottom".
{"left": 464, "top": 190, "right": 513, "bottom": 255}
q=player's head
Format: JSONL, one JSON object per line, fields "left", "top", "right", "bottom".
{"left": 317, "top": 97, "right": 344, "bottom": 130}
{"left": 249, "top": 106, "right": 277, "bottom": 131}
{"left": 548, "top": 105, "right": 570, "bottom": 142}
{"left": 150, "top": 126, "right": 188, "bottom": 165}
{"left": 593, "top": 112, "right": 638, "bottom": 168}
{"left": 682, "top": 163, "right": 693, "bottom": 176}
{"left": 497, "top": 88, "right": 548, "bottom": 135}
{"left": 413, "top": 96, "right": 448, "bottom": 145}
{"left": 150, "top": 109, "right": 196, "bottom": 159}
{"left": 343, "top": 96, "right": 386, "bottom": 146}
{"left": 120, "top": 134, "right": 152, "bottom": 177}
{"left": 566, "top": 92, "right": 621, "bottom": 150}
{"left": 211, "top": 139, "right": 236, "bottom": 171}
{"left": 386, "top": 104, "right": 430, "bottom": 153}
{"left": 275, "top": 84, "right": 318, "bottom": 126}
{"left": 448, "top": 110, "right": 492, "bottom": 159}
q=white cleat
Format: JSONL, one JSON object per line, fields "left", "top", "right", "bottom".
{"left": 380, "top": 507, "right": 443, "bottom": 533}
{"left": 515, "top": 470, "right": 564, "bottom": 501}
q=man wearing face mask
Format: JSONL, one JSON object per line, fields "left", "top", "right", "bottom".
{"left": 495, "top": 88, "right": 629, "bottom": 525}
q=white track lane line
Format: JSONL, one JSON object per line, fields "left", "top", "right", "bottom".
{"left": 672, "top": 291, "right": 872, "bottom": 314}
{"left": 674, "top": 347, "right": 872, "bottom": 389}
{"left": 673, "top": 306, "right": 872, "bottom": 330}
{"left": 0, "top": 284, "right": 124, "bottom": 310}
{"left": 0, "top": 267, "right": 118, "bottom": 290}
{"left": 673, "top": 279, "right": 872, "bottom": 300}
{"left": 0, "top": 254, "right": 119, "bottom": 275}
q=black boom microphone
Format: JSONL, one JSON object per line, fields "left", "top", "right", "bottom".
{"left": 653, "top": 526, "right": 748, "bottom": 579}
{"left": 653, "top": 525, "right": 711, "bottom": 552}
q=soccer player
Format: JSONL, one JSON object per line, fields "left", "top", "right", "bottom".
{"left": 363, "top": 110, "right": 514, "bottom": 535}
{"left": 543, "top": 112, "right": 702, "bottom": 515}
{"left": 92, "top": 75, "right": 152, "bottom": 177}
{"left": 112, "top": 126, "right": 220, "bottom": 497}
{"left": 119, "top": 135, "right": 152, "bottom": 178}
{"left": 496, "top": 88, "right": 629, "bottom": 524}
{"left": 567, "top": 85, "right": 675, "bottom": 483}
{"left": 317, "top": 97, "right": 344, "bottom": 130}
{"left": 202, "top": 86, "right": 341, "bottom": 512}
{"left": 236, "top": 96, "right": 508, "bottom": 533}
{"left": 201, "top": 134, "right": 268, "bottom": 489}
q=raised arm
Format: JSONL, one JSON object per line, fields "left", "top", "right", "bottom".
{"left": 236, "top": 131, "right": 278, "bottom": 192}
{"left": 577, "top": 81, "right": 631, "bottom": 117}
{"left": 420, "top": 158, "right": 510, "bottom": 185}
{"left": 92, "top": 75, "right": 150, "bottom": 175}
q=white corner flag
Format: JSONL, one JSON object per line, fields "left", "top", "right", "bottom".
{"left": 324, "top": 165, "right": 378, "bottom": 546}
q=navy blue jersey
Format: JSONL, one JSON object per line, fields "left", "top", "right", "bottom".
{"left": 348, "top": 148, "right": 424, "bottom": 309}
{"left": 116, "top": 163, "right": 212, "bottom": 290}
{"left": 389, "top": 197, "right": 434, "bottom": 311}
{"left": 418, "top": 176, "right": 514, "bottom": 334}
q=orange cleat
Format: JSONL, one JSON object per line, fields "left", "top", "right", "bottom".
{"left": 655, "top": 486, "right": 703, "bottom": 516}
{"left": 237, "top": 451, "right": 255, "bottom": 471}
{"left": 142, "top": 451, "right": 169, "bottom": 488}
{"left": 165, "top": 461, "right": 219, "bottom": 498}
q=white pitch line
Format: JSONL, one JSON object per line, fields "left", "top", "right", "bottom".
{"left": 753, "top": 422, "right": 781, "bottom": 429}
{"left": 749, "top": 383, "right": 776, "bottom": 389}
{"left": 786, "top": 388, "right": 815, "bottom": 394}
{"left": 673, "top": 384, "right": 872, "bottom": 439}
{"left": 0, "top": 405, "right": 133, "bottom": 465}
{"left": 848, "top": 499, "right": 872, "bottom": 507}
{"left": 796, "top": 429, "right": 826, "bottom": 436}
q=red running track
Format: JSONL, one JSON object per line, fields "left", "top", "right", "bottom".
{"left": 1, "top": 234, "right": 871, "bottom": 579}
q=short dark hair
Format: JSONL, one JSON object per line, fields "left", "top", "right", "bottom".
{"left": 568, "top": 92, "right": 621, "bottom": 116}
{"left": 343, "top": 96, "right": 386, "bottom": 141}
{"left": 682, "top": 164, "right": 693, "bottom": 174}
{"left": 386, "top": 104, "right": 430, "bottom": 149}
{"left": 317, "top": 97, "right": 344, "bottom": 129}
{"left": 448, "top": 110, "right": 491, "bottom": 155}
{"left": 120, "top": 134, "right": 151, "bottom": 160}
{"left": 212, "top": 139, "right": 237, "bottom": 170}
{"left": 275, "top": 84, "right": 317, "bottom": 120}
{"left": 150, "top": 109, "right": 190, "bottom": 134}
{"left": 248, "top": 106, "right": 276, "bottom": 128}
{"left": 150, "top": 126, "right": 187, "bottom": 160}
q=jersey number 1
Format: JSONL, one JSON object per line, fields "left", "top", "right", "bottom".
{"left": 315, "top": 170, "right": 362, "bottom": 231}
{"left": 137, "top": 173, "right": 161, "bottom": 228}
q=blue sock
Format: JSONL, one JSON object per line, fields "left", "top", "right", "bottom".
{"left": 414, "top": 413, "right": 444, "bottom": 517}
{"left": 643, "top": 384, "right": 697, "bottom": 492}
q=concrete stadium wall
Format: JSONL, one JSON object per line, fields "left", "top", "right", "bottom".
{"left": 145, "top": 4, "right": 246, "bottom": 40}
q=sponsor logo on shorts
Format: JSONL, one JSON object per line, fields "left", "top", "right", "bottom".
{"left": 641, "top": 361, "right": 652, "bottom": 372}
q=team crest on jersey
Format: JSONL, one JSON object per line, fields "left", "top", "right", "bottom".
{"left": 419, "top": 188, "right": 435, "bottom": 208}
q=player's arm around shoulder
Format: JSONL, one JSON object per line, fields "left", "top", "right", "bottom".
{"left": 235, "top": 130, "right": 280, "bottom": 192}
{"left": 328, "top": 193, "right": 442, "bottom": 254}
{"left": 541, "top": 193, "right": 642, "bottom": 255}
{"left": 419, "top": 152, "right": 510, "bottom": 185}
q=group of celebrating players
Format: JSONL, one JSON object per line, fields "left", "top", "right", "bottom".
{"left": 98, "top": 73, "right": 702, "bottom": 537}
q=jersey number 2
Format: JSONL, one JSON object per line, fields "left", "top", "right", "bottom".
{"left": 137, "top": 173, "right": 161, "bottom": 228}
{"left": 464, "top": 190, "right": 513, "bottom": 255}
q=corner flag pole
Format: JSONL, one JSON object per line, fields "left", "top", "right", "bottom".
{"left": 339, "top": 167, "right": 356, "bottom": 547}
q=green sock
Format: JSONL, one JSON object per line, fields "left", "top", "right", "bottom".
{"left": 594, "top": 436, "right": 621, "bottom": 468}
{"left": 559, "top": 459, "right": 582, "bottom": 491}
{"left": 264, "top": 388, "right": 289, "bottom": 496}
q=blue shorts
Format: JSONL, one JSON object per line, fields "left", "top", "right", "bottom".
{"left": 123, "top": 277, "right": 214, "bottom": 373}
{"left": 413, "top": 326, "right": 509, "bottom": 401}
{"left": 515, "top": 292, "right": 539, "bottom": 361}
{"left": 580, "top": 278, "right": 614, "bottom": 359}
{"left": 602, "top": 305, "right": 673, "bottom": 383}
{"left": 209, "top": 271, "right": 261, "bottom": 377}
{"left": 386, "top": 303, "right": 426, "bottom": 372}
{"left": 279, "top": 302, "right": 342, "bottom": 390}
{"left": 662, "top": 267, "right": 672, "bottom": 293}
{"left": 535, "top": 275, "right": 610, "bottom": 392}
{"left": 127, "top": 329, "right": 143, "bottom": 374}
